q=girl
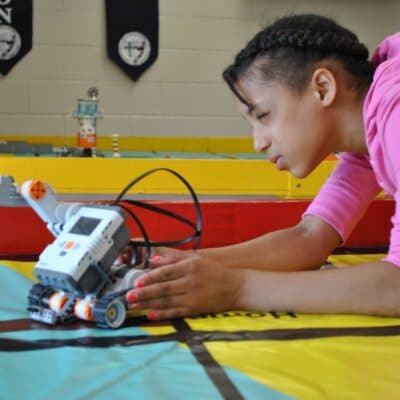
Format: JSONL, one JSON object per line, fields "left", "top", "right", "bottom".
{"left": 126, "top": 14, "right": 400, "bottom": 320}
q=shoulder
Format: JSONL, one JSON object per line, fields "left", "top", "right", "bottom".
{"left": 369, "top": 32, "right": 400, "bottom": 97}
{"left": 364, "top": 33, "right": 400, "bottom": 143}
{"left": 371, "top": 33, "right": 400, "bottom": 67}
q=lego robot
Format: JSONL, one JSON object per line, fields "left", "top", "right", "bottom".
{"left": 20, "top": 179, "right": 145, "bottom": 328}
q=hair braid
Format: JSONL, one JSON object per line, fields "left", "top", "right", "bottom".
{"left": 223, "top": 14, "right": 374, "bottom": 95}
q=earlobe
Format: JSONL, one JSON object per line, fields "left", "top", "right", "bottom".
{"left": 311, "top": 68, "right": 337, "bottom": 107}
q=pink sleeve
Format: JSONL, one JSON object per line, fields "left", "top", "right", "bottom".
{"left": 385, "top": 190, "right": 400, "bottom": 266}
{"left": 304, "top": 153, "right": 381, "bottom": 243}
{"left": 377, "top": 89, "right": 400, "bottom": 266}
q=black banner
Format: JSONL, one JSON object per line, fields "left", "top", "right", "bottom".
{"left": 105, "top": 0, "right": 159, "bottom": 81}
{"left": 0, "top": 0, "right": 32, "bottom": 76}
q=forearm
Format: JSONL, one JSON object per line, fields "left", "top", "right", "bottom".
{"left": 199, "top": 216, "right": 340, "bottom": 272}
{"left": 236, "top": 261, "right": 400, "bottom": 316}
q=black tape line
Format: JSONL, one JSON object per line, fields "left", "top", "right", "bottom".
{"left": 172, "top": 319, "right": 245, "bottom": 400}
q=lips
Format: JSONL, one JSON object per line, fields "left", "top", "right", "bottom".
{"left": 269, "top": 155, "right": 281, "bottom": 164}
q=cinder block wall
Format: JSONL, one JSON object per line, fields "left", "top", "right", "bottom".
{"left": 0, "top": 0, "right": 398, "bottom": 138}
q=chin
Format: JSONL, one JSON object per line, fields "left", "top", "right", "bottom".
{"left": 290, "top": 160, "right": 321, "bottom": 179}
{"left": 290, "top": 167, "right": 312, "bottom": 179}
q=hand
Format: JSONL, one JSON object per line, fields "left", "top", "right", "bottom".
{"left": 125, "top": 252, "right": 243, "bottom": 320}
{"left": 114, "top": 239, "right": 192, "bottom": 268}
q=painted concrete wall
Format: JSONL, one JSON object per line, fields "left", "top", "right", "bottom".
{"left": 0, "top": 0, "right": 398, "bottom": 138}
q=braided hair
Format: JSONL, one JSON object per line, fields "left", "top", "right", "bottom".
{"left": 223, "top": 14, "right": 374, "bottom": 101}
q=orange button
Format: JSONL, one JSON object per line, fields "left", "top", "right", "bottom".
{"left": 28, "top": 180, "right": 46, "bottom": 200}
{"left": 64, "top": 241, "right": 75, "bottom": 250}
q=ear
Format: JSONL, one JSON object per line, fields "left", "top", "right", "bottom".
{"left": 310, "top": 68, "right": 337, "bottom": 107}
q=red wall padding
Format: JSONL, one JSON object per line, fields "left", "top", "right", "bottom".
{"left": 0, "top": 199, "right": 393, "bottom": 258}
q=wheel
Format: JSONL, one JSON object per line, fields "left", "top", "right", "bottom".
{"left": 93, "top": 296, "right": 127, "bottom": 328}
{"left": 104, "top": 299, "right": 127, "bottom": 328}
{"left": 27, "top": 283, "right": 55, "bottom": 309}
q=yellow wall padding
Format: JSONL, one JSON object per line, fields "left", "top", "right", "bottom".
{"left": 0, "top": 156, "right": 336, "bottom": 197}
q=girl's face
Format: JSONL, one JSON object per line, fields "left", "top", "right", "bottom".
{"left": 234, "top": 71, "right": 335, "bottom": 178}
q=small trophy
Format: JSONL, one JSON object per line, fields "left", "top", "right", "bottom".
{"left": 73, "top": 88, "right": 103, "bottom": 157}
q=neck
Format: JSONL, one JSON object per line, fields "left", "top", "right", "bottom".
{"left": 334, "top": 89, "right": 368, "bottom": 154}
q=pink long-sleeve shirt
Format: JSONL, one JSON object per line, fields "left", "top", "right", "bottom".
{"left": 305, "top": 32, "right": 400, "bottom": 266}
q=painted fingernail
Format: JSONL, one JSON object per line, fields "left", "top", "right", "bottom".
{"left": 135, "top": 279, "right": 144, "bottom": 288}
{"left": 147, "top": 312, "right": 158, "bottom": 320}
{"left": 130, "top": 303, "right": 142, "bottom": 309}
{"left": 127, "top": 291, "right": 136, "bottom": 303}
{"left": 149, "top": 255, "right": 162, "bottom": 263}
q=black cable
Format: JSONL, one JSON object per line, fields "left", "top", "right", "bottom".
{"left": 113, "top": 168, "right": 203, "bottom": 263}
{"left": 0, "top": 169, "right": 202, "bottom": 266}
{"left": 119, "top": 199, "right": 200, "bottom": 248}
{"left": 119, "top": 199, "right": 198, "bottom": 231}
{"left": 116, "top": 204, "right": 152, "bottom": 269}
{"left": 113, "top": 168, "right": 202, "bottom": 239}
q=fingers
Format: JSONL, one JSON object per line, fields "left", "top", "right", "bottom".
{"left": 126, "top": 263, "right": 189, "bottom": 319}
{"left": 125, "top": 251, "right": 199, "bottom": 321}
{"left": 113, "top": 244, "right": 147, "bottom": 266}
{"left": 119, "top": 242, "right": 192, "bottom": 269}
{"left": 128, "top": 243, "right": 187, "bottom": 267}
{"left": 138, "top": 261, "right": 186, "bottom": 285}
{"left": 147, "top": 252, "right": 192, "bottom": 269}
{"left": 127, "top": 269, "right": 186, "bottom": 303}
{"left": 127, "top": 277, "right": 190, "bottom": 320}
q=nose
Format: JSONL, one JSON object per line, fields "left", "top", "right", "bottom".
{"left": 253, "top": 125, "right": 270, "bottom": 153}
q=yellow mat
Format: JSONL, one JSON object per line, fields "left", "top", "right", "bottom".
{"left": 1, "top": 254, "right": 399, "bottom": 400}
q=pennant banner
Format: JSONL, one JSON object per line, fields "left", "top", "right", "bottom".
{"left": 0, "top": 0, "right": 32, "bottom": 76}
{"left": 105, "top": 0, "right": 159, "bottom": 81}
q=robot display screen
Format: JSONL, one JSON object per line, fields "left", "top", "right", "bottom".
{"left": 69, "top": 216, "right": 101, "bottom": 236}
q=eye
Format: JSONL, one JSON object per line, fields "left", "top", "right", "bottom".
{"left": 256, "top": 112, "right": 270, "bottom": 121}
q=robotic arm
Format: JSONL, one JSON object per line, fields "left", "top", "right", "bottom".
{"left": 20, "top": 179, "right": 82, "bottom": 237}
